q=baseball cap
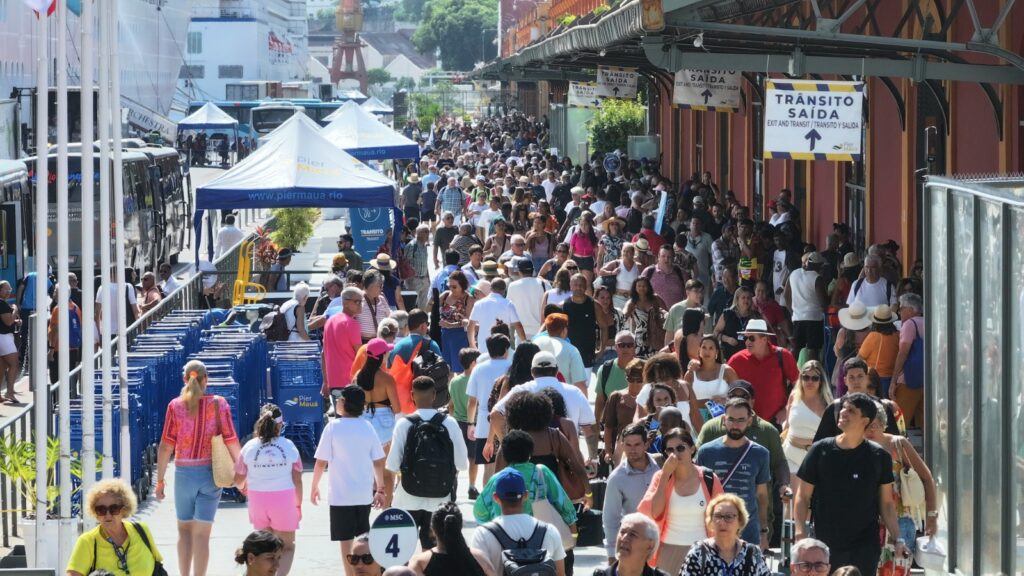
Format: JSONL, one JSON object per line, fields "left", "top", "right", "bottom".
{"left": 532, "top": 351, "right": 558, "bottom": 369}
{"left": 727, "top": 380, "right": 755, "bottom": 399}
{"left": 493, "top": 468, "right": 526, "bottom": 501}
{"left": 366, "top": 337, "right": 394, "bottom": 360}
{"left": 516, "top": 258, "right": 534, "bottom": 274}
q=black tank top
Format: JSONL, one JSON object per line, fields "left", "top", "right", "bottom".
{"left": 424, "top": 551, "right": 480, "bottom": 576}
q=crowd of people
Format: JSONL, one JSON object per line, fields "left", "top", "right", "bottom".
{"left": 65, "top": 112, "right": 935, "bottom": 576}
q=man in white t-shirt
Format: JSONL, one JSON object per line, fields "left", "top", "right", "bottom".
{"left": 506, "top": 259, "right": 550, "bottom": 340}
{"left": 485, "top": 351, "right": 598, "bottom": 463}
{"left": 466, "top": 334, "right": 513, "bottom": 484}
{"left": 311, "top": 385, "right": 386, "bottom": 576}
{"left": 470, "top": 468, "right": 567, "bottom": 576}
{"left": 531, "top": 314, "right": 587, "bottom": 394}
{"left": 541, "top": 170, "right": 558, "bottom": 201}
{"left": 468, "top": 278, "right": 526, "bottom": 348}
{"left": 214, "top": 214, "right": 245, "bottom": 259}
{"left": 95, "top": 280, "right": 140, "bottom": 335}
{"left": 847, "top": 254, "right": 896, "bottom": 311}
{"left": 477, "top": 195, "right": 503, "bottom": 238}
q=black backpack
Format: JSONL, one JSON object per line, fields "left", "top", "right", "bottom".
{"left": 412, "top": 340, "right": 451, "bottom": 408}
{"left": 400, "top": 413, "right": 456, "bottom": 498}
{"left": 483, "top": 521, "right": 557, "bottom": 576}
{"left": 259, "top": 307, "right": 290, "bottom": 342}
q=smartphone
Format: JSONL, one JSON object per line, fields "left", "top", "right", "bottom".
{"left": 706, "top": 400, "right": 726, "bottom": 418}
{"left": 648, "top": 419, "right": 660, "bottom": 431}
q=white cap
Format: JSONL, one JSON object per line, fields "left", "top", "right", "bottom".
{"left": 532, "top": 351, "right": 558, "bottom": 369}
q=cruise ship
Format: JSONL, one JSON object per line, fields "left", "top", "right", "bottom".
{"left": 0, "top": 0, "right": 193, "bottom": 150}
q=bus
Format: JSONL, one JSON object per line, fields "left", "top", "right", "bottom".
{"left": 185, "top": 98, "right": 348, "bottom": 133}
{"left": 24, "top": 148, "right": 188, "bottom": 274}
{"left": 251, "top": 102, "right": 306, "bottom": 135}
{"left": 0, "top": 161, "right": 28, "bottom": 289}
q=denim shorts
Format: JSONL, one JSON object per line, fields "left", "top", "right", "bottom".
{"left": 174, "top": 464, "right": 222, "bottom": 523}
{"left": 898, "top": 516, "right": 918, "bottom": 552}
{"left": 362, "top": 406, "right": 396, "bottom": 445}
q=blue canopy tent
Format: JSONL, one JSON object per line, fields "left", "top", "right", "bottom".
{"left": 321, "top": 101, "right": 419, "bottom": 161}
{"left": 193, "top": 113, "right": 398, "bottom": 263}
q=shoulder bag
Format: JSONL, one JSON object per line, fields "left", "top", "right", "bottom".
{"left": 530, "top": 464, "right": 575, "bottom": 550}
{"left": 210, "top": 396, "right": 236, "bottom": 488}
{"left": 131, "top": 521, "right": 169, "bottom": 576}
{"left": 897, "top": 437, "right": 926, "bottom": 513}
{"left": 549, "top": 428, "right": 587, "bottom": 501}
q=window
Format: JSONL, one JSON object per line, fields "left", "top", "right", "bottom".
{"left": 179, "top": 65, "right": 204, "bottom": 79}
{"left": 187, "top": 31, "right": 202, "bottom": 54}
{"left": 218, "top": 65, "right": 243, "bottom": 79}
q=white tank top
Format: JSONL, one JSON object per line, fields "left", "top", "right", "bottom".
{"left": 663, "top": 483, "right": 709, "bottom": 546}
{"left": 616, "top": 260, "right": 640, "bottom": 291}
{"left": 691, "top": 364, "right": 728, "bottom": 401}
{"left": 789, "top": 268, "right": 824, "bottom": 321}
{"left": 786, "top": 399, "right": 822, "bottom": 441}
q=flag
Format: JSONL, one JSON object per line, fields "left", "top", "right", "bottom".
{"left": 23, "top": 0, "right": 80, "bottom": 16}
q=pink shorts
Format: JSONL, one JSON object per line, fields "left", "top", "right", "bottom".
{"left": 247, "top": 489, "right": 300, "bottom": 532}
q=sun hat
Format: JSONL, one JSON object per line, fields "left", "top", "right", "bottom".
{"left": 871, "top": 306, "right": 895, "bottom": 324}
{"left": 481, "top": 259, "right": 502, "bottom": 278}
{"left": 331, "top": 253, "right": 349, "bottom": 270}
{"left": 634, "top": 238, "right": 651, "bottom": 254}
{"left": 369, "top": 253, "right": 395, "bottom": 271}
{"left": 739, "top": 318, "right": 775, "bottom": 336}
{"left": 600, "top": 216, "right": 626, "bottom": 232}
{"left": 841, "top": 252, "right": 862, "bottom": 269}
{"left": 407, "top": 173, "right": 421, "bottom": 183}
{"left": 838, "top": 301, "right": 874, "bottom": 331}
{"left": 802, "top": 251, "right": 825, "bottom": 266}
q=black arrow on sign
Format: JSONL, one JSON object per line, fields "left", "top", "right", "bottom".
{"left": 613, "top": 86, "right": 620, "bottom": 96}
{"left": 804, "top": 129, "right": 822, "bottom": 151}
{"left": 701, "top": 89, "right": 713, "bottom": 104}
{"left": 591, "top": 99, "right": 601, "bottom": 106}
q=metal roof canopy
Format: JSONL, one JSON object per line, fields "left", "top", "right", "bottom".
{"left": 485, "top": 0, "right": 1024, "bottom": 86}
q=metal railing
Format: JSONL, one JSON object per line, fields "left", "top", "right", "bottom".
{"left": 0, "top": 223, "right": 262, "bottom": 549}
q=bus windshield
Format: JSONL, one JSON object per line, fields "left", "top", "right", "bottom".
{"left": 252, "top": 108, "right": 301, "bottom": 134}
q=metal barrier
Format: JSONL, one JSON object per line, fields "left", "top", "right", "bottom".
{"left": 0, "top": 221, "right": 265, "bottom": 549}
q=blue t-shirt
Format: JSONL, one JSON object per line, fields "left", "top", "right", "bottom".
{"left": 388, "top": 334, "right": 442, "bottom": 368}
{"left": 695, "top": 438, "right": 771, "bottom": 542}
{"left": 20, "top": 272, "right": 53, "bottom": 311}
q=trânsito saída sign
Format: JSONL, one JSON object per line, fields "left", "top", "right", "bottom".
{"left": 764, "top": 80, "right": 864, "bottom": 161}
{"left": 568, "top": 82, "right": 602, "bottom": 109}
{"left": 596, "top": 66, "right": 638, "bottom": 99}
{"left": 672, "top": 69, "right": 741, "bottom": 112}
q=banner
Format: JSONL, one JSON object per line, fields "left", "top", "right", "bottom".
{"left": 568, "top": 82, "right": 602, "bottom": 109}
{"left": 764, "top": 80, "right": 864, "bottom": 161}
{"left": 596, "top": 66, "right": 638, "bottom": 99}
{"left": 349, "top": 206, "right": 394, "bottom": 268}
{"left": 672, "top": 70, "right": 741, "bottom": 112}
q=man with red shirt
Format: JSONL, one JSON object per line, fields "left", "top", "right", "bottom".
{"left": 632, "top": 215, "right": 665, "bottom": 255}
{"left": 322, "top": 286, "right": 365, "bottom": 399}
{"left": 726, "top": 319, "right": 799, "bottom": 425}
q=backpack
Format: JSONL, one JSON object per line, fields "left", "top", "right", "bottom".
{"left": 483, "top": 521, "right": 557, "bottom": 576}
{"left": 852, "top": 277, "right": 892, "bottom": 303}
{"left": 412, "top": 339, "right": 451, "bottom": 408}
{"left": 259, "top": 307, "right": 290, "bottom": 341}
{"left": 399, "top": 413, "right": 456, "bottom": 498}
{"left": 597, "top": 359, "right": 616, "bottom": 398}
{"left": 642, "top": 262, "right": 687, "bottom": 286}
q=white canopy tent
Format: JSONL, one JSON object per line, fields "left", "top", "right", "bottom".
{"left": 321, "top": 101, "right": 419, "bottom": 161}
{"left": 360, "top": 96, "right": 394, "bottom": 115}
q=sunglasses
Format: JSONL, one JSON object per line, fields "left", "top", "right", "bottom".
{"left": 616, "top": 341, "right": 636, "bottom": 348}
{"left": 565, "top": 266, "right": 579, "bottom": 271}
{"left": 663, "top": 444, "right": 690, "bottom": 454}
{"left": 712, "top": 512, "right": 738, "bottom": 523}
{"left": 94, "top": 503, "right": 124, "bottom": 517}
{"left": 800, "top": 373, "right": 822, "bottom": 382}
{"left": 347, "top": 554, "right": 375, "bottom": 566}
{"left": 792, "top": 562, "right": 831, "bottom": 574}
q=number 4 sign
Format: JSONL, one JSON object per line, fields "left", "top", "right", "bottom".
{"left": 369, "top": 508, "right": 419, "bottom": 568}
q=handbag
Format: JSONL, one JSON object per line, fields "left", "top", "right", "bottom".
{"left": 210, "top": 397, "right": 236, "bottom": 488}
{"left": 531, "top": 465, "right": 575, "bottom": 550}
{"left": 897, "top": 438, "right": 926, "bottom": 513}
{"left": 131, "top": 521, "right": 170, "bottom": 576}
{"left": 550, "top": 429, "right": 587, "bottom": 500}
{"left": 877, "top": 543, "right": 912, "bottom": 576}
{"left": 914, "top": 536, "right": 947, "bottom": 571}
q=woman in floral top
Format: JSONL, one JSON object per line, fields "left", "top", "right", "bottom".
{"left": 156, "top": 359, "right": 241, "bottom": 576}
{"left": 596, "top": 216, "right": 626, "bottom": 268}
{"left": 681, "top": 493, "right": 771, "bottom": 576}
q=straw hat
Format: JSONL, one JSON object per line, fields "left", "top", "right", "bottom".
{"left": 634, "top": 238, "right": 651, "bottom": 254}
{"left": 841, "top": 252, "right": 862, "bottom": 270}
{"left": 407, "top": 173, "right": 420, "bottom": 184}
{"left": 600, "top": 216, "right": 626, "bottom": 233}
{"left": 838, "top": 301, "right": 873, "bottom": 331}
{"left": 369, "top": 253, "right": 395, "bottom": 271}
{"left": 871, "top": 306, "right": 895, "bottom": 324}
{"left": 739, "top": 318, "right": 775, "bottom": 336}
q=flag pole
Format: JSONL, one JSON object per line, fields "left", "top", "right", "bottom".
{"left": 97, "top": 0, "right": 114, "bottom": 479}
{"left": 79, "top": 0, "right": 98, "bottom": 520}
{"left": 32, "top": 0, "right": 51, "bottom": 564}
{"left": 55, "top": 0, "right": 74, "bottom": 567}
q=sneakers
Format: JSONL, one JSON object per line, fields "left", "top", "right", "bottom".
{"left": 468, "top": 486, "right": 479, "bottom": 500}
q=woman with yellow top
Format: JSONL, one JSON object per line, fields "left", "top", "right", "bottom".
{"left": 66, "top": 479, "right": 163, "bottom": 576}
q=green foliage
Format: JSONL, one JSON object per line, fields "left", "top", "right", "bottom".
{"left": 367, "top": 68, "right": 394, "bottom": 86}
{"left": 395, "top": 77, "right": 417, "bottom": 91}
{"left": 413, "top": 0, "right": 498, "bottom": 70}
{"left": 0, "top": 435, "right": 98, "bottom": 517}
{"left": 588, "top": 98, "right": 646, "bottom": 155}
{"left": 592, "top": 4, "right": 610, "bottom": 16}
{"left": 411, "top": 93, "right": 442, "bottom": 128}
{"left": 269, "top": 208, "right": 320, "bottom": 250}
{"left": 557, "top": 14, "right": 576, "bottom": 26}
{"left": 397, "top": 0, "right": 429, "bottom": 22}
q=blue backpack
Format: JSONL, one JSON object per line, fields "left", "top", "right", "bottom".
{"left": 903, "top": 317, "right": 924, "bottom": 390}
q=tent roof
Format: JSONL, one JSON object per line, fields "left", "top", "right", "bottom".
{"left": 197, "top": 114, "right": 396, "bottom": 210}
{"left": 256, "top": 111, "right": 324, "bottom": 146}
{"left": 178, "top": 102, "right": 238, "bottom": 130}
{"left": 321, "top": 102, "right": 419, "bottom": 161}
{"left": 360, "top": 96, "right": 394, "bottom": 114}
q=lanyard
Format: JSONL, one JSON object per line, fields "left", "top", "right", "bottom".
{"left": 106, "top": 535, "right": 130, "bottom": 574}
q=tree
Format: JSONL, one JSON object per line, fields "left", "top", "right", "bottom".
{"left": 367, "top": 68, "right": 393, "bottom": 86}
{"left": 413, "top": 0, "right": 498, "bottom": 70}
{"left": 587, "top": 98, "right": 646, "bottom": 155}
{"left": 269, "top": 208, "right": 319, "bottom": 251}
{"left": 395, "top": 77, "right": 416, "bottom": 91}
{"left": 397, "top": 0, "right": 429, "bottom": 22}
